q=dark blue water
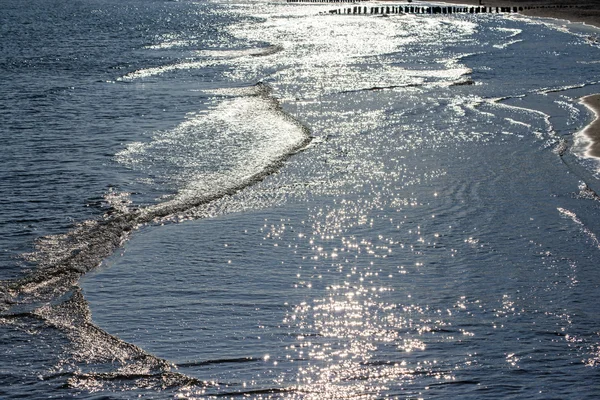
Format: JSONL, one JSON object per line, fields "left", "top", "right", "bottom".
{"left": 2, "top": 0, "right": 600, "bottom": 398}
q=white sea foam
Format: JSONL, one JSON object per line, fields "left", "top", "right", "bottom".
{"left": 145, "top": 40, "right": 191, "bottom": 50}
{"left": 493, "top": 39, "right": 523, "bottom": 49}
{"left": 537, "top": 83, "right": 587, "bottom": 95}
{"left": 504, "top": 117, "right": 531, "bottom": 128}
{"left": 558, "top": 207, "right": 600, "bottom": 249}
{"left": 118, "top": 60, "right": 213, "bottom": 81}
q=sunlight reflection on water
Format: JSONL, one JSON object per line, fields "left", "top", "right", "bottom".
{"left": 79, "top": 1, "right": 600, "bottom": 398}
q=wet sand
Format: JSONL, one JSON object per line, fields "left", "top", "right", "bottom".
{"left": 580, "top": 95, "right": 600, "bottom": 158}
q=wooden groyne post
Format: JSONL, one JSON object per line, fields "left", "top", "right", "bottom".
{"left": 323, "top": 4, "right": 528, "bottom": 15}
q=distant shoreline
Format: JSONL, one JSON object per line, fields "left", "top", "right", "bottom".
{"left": 430, "top": 0, "right": 600, "bottom": 29}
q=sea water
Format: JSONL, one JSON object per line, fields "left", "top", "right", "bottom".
{"left": 1, "top": 0, "right": 600, "bottom": 398}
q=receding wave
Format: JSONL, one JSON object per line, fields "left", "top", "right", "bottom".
{"left": 145, "top": 39, "right": 191, "bottom": 50}
{"left": 119, "top": 45, "right": 283, "bottom": 81}
{"left": 0, "top": 82, "right": 311, "bottom": 393}
{"left": 493, "top": 39, "right": 523, "bottom": 49}
{"left": 538, "top": 83, "right": 588, "bottom": 95}
{"left": 558, "top": 206, "right": 600, "bottom": 249}
{"left": 118, "top": 60, "right": 213, "bottom": 81}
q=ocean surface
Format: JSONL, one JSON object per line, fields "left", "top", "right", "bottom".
{"left": 2, "top": 0, "right": 600, "bottom": 398}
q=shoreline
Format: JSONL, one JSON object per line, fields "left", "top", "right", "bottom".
{"left": 422, "top": 0, "right": 600, "bottom": 161}
{"left": 416, "top": 0, "right": 600, "bottom": 161}
{"left": 580, "top": 94, "right": 600, "bottom": 158}
{"left": 430, "top": 0, "right": 600, "bottom": 29}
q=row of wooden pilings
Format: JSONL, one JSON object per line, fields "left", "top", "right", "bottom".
{"left": 324, "top": 5, "right": 525, "bottom": 15}
{"left": 285, "top": 0, "right": 579, "bottom": 16}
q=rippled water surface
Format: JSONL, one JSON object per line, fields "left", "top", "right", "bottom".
{"left": 2, "top": 0, "right": 600, "bottom": 398}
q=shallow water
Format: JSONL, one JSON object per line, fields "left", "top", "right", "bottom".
{"left": 2, "top": 0, "right": 600, "bottom": 398}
